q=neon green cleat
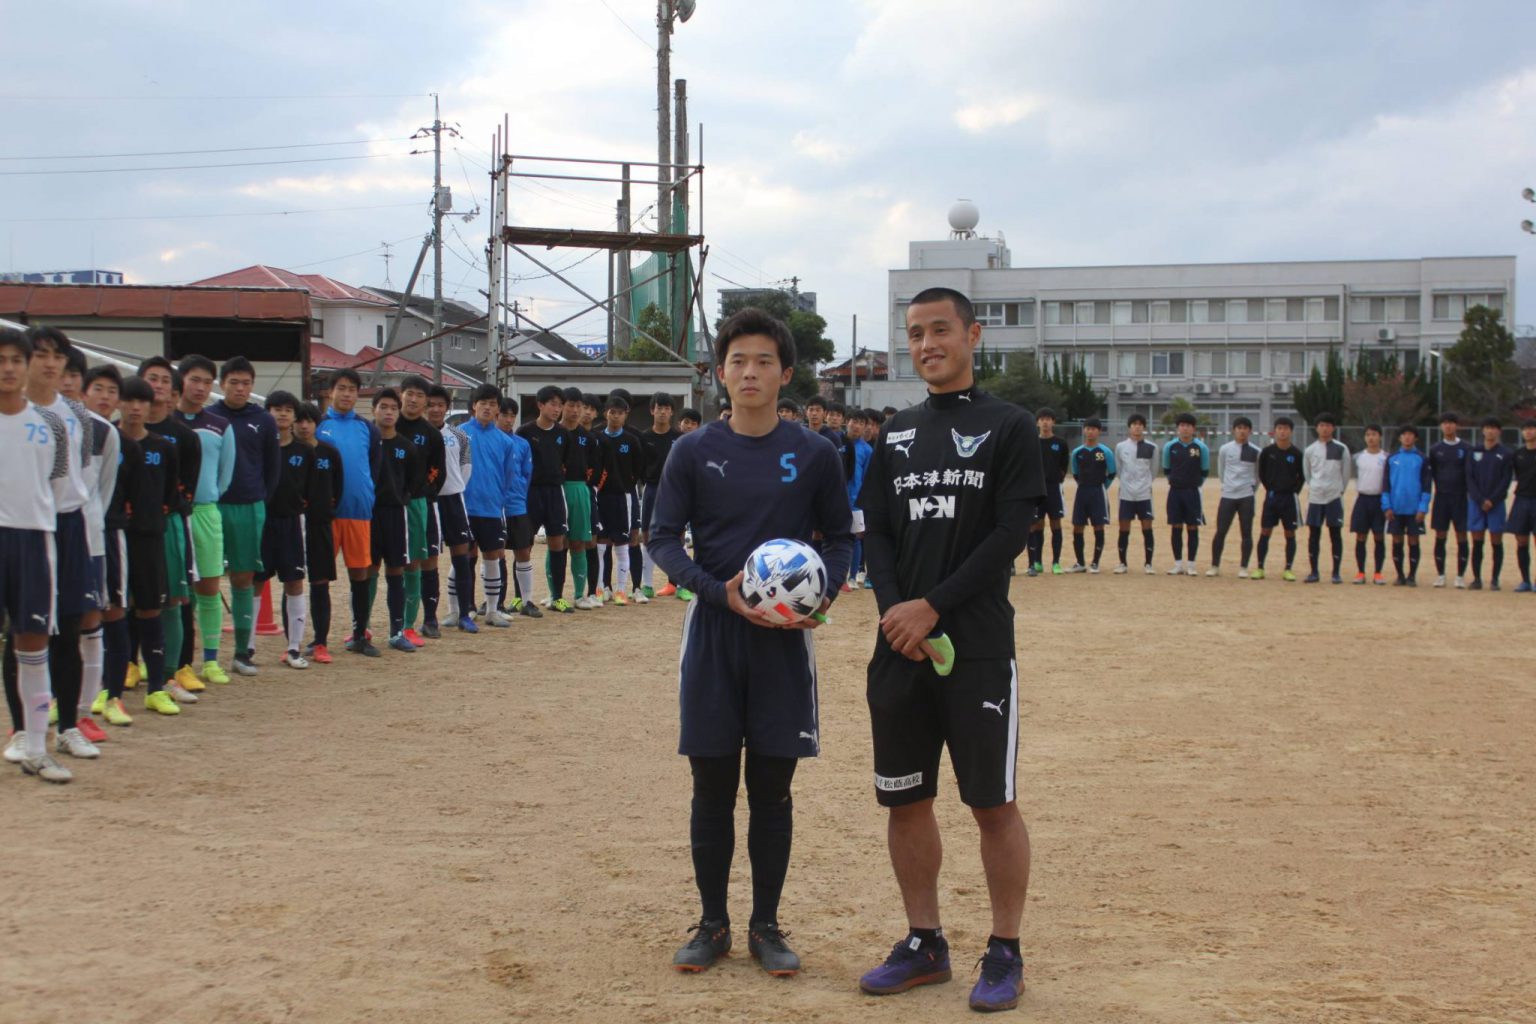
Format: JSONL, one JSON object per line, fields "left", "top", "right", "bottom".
{"left": 551, "top": 598, "right": 575, "bottom": 614}
{"left": 102, "top": 698, "right": 134, "bottom": 727}
{"left": 90, "top": 690, "right": 108, "bottom": 715}
{"left": 201, "top": 662, "right": 230, "bottom": 685}
{"left": 1051, "top": 563, "right": 1063, "bottom": 575}
{"left": 641, "top": 585, "right": 656, "bottom": 599}
{"left": 1282, "top": 569, "right": 1297, "bottom": 582}
{"left": 1250, "top": 568, "right": 1266, "bottom": 580}
{"left": 927, "top": 633, "right": 957, "bottom": 678}
{"left": 677, "top": 588, "right": 695, "bottom": 602}
{"left": 48, "top": 699, "right": 58, "bottom": 725}
{"left": 144, "top": 691, "right": 181, "bottom": 716}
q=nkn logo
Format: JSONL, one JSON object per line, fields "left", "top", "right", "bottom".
{"left": 908, "top": 494, "right": 956, "bottom": 520}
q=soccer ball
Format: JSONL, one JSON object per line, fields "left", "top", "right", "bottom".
{"left": 741, "top": 539, "right": 829, "bottom": 625}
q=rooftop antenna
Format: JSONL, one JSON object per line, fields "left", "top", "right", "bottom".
{"left": 948, "top": 199, "right": 980, "bottom": 239}
{"left": 381, "top": 241, "right": 394, "bottom": 286}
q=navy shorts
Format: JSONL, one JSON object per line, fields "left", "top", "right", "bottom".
{"left": 1467, "top": 498, "right": 1507, "bottom": 534}
{"left": 1261, "top": 492, "right": 1300, "bottom": 531}
{"left": 126, "top": 531, "right": 167, "bottom": 611}
{"left": 306, "top": 517, "right": 337, "bottom": 582}
{"left": 1305, "top": 498, "right": 1345, "bottom": 529}
{"left": 505, "top": 513, "right": 534, "bottom": 552}
{"left": 0, "top": 526, "right": 54, "bottom": 634}
{"left": 867, "top": 647, "right": 1018, "bottom": 810}
{"left": 104, "top": 529, "right": 128, "bottom": 609}
{"left": 55, "top": 510, "right": 93, "bottom": 619}
{"left": 1166, "top": 489, "right": 1204, "bottom": 526}
{"left": 260, "top": 514, "right": 308, "bottom": 584}
{"left": 469, "top": 514, "right": 507, "bottom": 554}
{"left": 677, "top": 599, "right": 820, "bottom": 760}
{"left": 1387, "top": 512, "right": 1424, "bottom": 536}
{"left": 526, "top": 483, "right": 568, "bottom": 538}
{"left": 86, "top": 554, "right": 107, "bottom": 613}
{"left": 597, "top": 491, "right": 636, "bottom": 542}
{"left": 435, "top": 493, "right": 472, "bottom": 549}
{"left": 1431, "top": 492, "right": 1468, "bottom": 532}
{"left": 1034, "top": 485, "right": 1065, "bottom": 521}
{"left": 371, "top": 506, "right": 409, "bottom": 569}
{"left": 1507, "top": 496, "right": 1536, "bottom": 536}
{"left": 1072, "top": 487, "right": 1109, "bottom": 527}
{"left": 640, "top": 482, "right": 660, "bottom": 532}
{"left": 1350, "top": 494, "right": 1386, "bottom": 534}
{"left": 1118, "top": 498, "right": 1154, "bottom": 522}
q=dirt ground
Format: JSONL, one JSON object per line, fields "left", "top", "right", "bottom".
{"left": 3, "top": 481, "right": 1534, "bottom": 1024}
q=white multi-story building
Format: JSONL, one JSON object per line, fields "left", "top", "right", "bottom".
{"left": 878, "top": 207, "right": 1517, "bottom": 428}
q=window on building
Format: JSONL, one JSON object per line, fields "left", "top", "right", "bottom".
{"left": 1228, "top": 300, "right": 1249, "bottom": 324}
{"left": 1267, "top": 298, "right": 1288, "bottom": 322}
{"left": 1369, "top": 297, "right": 1387, "bottom": 322}
{"left": 1091, "top": 301, "right": 1110, "bottom": 325}
{"left": 311, "top": 318, "right": 325, "bottom": 339}
{"left": 1112, "top": 301, "right": 1132, "bottom": 325}
{"left": 1044, "top": 301, "right": 1067, "bottom": 325}
{"left": 1272, "top": 350, "right": 1305, "bottom": 376}
{"left": 1117, "top": 351, "right": 1151, "bottom": 377}
{"left": 1324, "top": 297, "right": 1340, "bottom": 321}
{"left": 1169, "top": 299, "right": 1188, "bottom": 323}
{"left": 375, "top": 324, "right": 384, "bottom": 346}
{"left": 1150, "top": 351, "right": 1185, "bottom": 375}
{"left": 1151, "top": 301, "right": 1170, "bottom": 324}
{"left": 1304, "top": 298, "right": 1325, "bottom": 322}
{"left": 1405, "top": 296, "right": 1420, "bottom": 320}
{"left": 469, "top": 336, "right": 477, "bottom": 351}
{"left": 1189, "top": 300, "right": 1209, "bottom": 324}
{"left": 1067, "top": 301, "right": 1089, "bottom": 325}
{"left": 450, "top": 335, "right": 461, "bottom": 350}
{"left": 1132, "top": 300, "right": 1149, "bottom": 324}
{"left": 1287, "top": 298, "right": 1305, "bottom": 322}
{"left": 1248, "top": 299, "right": 1266, "bottom": 322}
{"left": 1196, "top": 349, "right": 1260, "bottom": 376}
{"left": 1207, "top": 299, "right": 1226, "bottom": 323}
{"left": 974, "top": 302, "right": 1006, "bottom": 327}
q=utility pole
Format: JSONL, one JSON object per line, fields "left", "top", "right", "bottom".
{"left": 412, "top": 95, "right": 460, "bottom": 384}
{"left": 673, "top": 78, "right": 689, "bottom": 357}
{"left": 615, "top": 164, "right": 632, "bottom": 355}
{"left": 657, "top": 2, "right": 673, "bottom": 240}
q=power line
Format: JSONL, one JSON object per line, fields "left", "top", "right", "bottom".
{"left": 0, "top": 137, "right": 411, "bottom": 162}
{"left": 594, "top": 0, "right": 656, "bottom": 50}
{"left": 0, "top": 201, "right": 421, "bottom": 225}
{"left": 0, "top": 152, "right": 420, "bottom": 177}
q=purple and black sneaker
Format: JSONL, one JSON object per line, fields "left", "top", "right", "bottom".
{"left": 968, "top": 940, "right": 1024, "bottom": 1012}
{"left": 859, "top": 934, "right": 952, "bottom": 995}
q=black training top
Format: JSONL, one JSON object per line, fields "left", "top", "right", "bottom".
{"left": 398, "top": 414, "right": 447, "bottom": 500}
{"left": 639, "top": 427, "right": 681, "bottom": 486}
{"left": 1514, "top": 446, "right": 1536, "bottom": 499}
{"left": 307, "top": 439, "right": 345, "bottom": 522}
{"left": 858, "top": 386, "right": 1044, "bottom": 661}
{"left": 146, "top": 414, "right": 200, "bottom": 516}
{"left": 1039, "top": 433, "right": 1070, "bottom": 487}
{"left": 516, "top": 421, "right": 568, "bottom": 487}
{"left": 270, "top": 439, "right": 312, "bottom": 518}
{"left": 1259, "top": 443, "right": 1304, "bottom": 495}
{"left": 598, "top": 427, "right": 645, "bottom": 494}
{"left": 374, "top": 432, "right": 422, "bottom": 509}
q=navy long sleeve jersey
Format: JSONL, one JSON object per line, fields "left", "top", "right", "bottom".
{"left": 516, "top": 421, "right": 568, "bottom": 486}
{"left": 639, "top": 427, "right": 681, "bottom": 486}
{"left": 1259, "top": 443, "right": 1304, "bottom": 494}
{"left": 270, "top": 440, "right": 312, "bottom": 517}
{"left": 307, "top": 439, "right": 344, "bottom": 522}
{"left": 1040, "top": 435, "right": 1070, "bottom": 486}
{"left": 146, "top": 415, "right": 200, "bottom": 516}
{"left": 649, "top": 419, "right": 853, "bottom": 609}
{"left": 858, "top": 387, "right": 1044, "bottom": 660}
{"left": 1429, "top": 440, "right": 1470, "bottom": 496}
{"left": 398, "top": 414, "right": 447, "bottom": 499}
{"left": 598, "top": 428, "right": 644, "bottom": 493}
{"left": 374, "top": 433, "right": 422, "bottom": 508}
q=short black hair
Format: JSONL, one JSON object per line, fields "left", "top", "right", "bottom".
{"left": 0, "top": 327, "right": 32, "bottom": 359}
{"left": 426, "top": 384, "right": 451, "bottom": 404}
{"left": 907, "top": 287, "right": 976, "bottom": 327}
{"left": 882, "top": 406, "right": 897, "bottom": 417}
{"left": 120, "top": 376, "right": 155, "bottom": 403}
{"left": 1232, "top": 416, "right": 1253, "bottom": 430}
{"left": 471, "top": 383, "right": 501, "bottom": 406}
{"left": 1521, "top": 419, "right": 1536, "bottom": 431}
{"left": 1036, "top": 407, "right": 1056, "bottom": 421}
{"left": 848, "top": 408, "right": 868, "bottom": 423}
{"left": 64, "top": 347, "right": 87, "bottom": 377}
{"left": 804, "top": 395, "right": 827, "bottom": 411}
{"left": 399, "top": 374, "right": 430, "bottom": 395}
{"left": 1481, "top": 415, "right": 1503, "bottom": 430}
{"left": 605, "top": 395, "right": 630, "bottom": 413}
{"left": 25, "top": 326, "right": 72, "bottom": 356}
{"left": 866, "top": 408, "right": 884, "bottom": 425}
{"left": 679, "top": 407, "right": 701, "bottom": 423}
{"left": 1175, "top": 411, "right": 1198, "bottom": 427}
{"left": 650, "top": 391, "right": 675, "bottom": 410}
{"left": 83, "top": 364, "right": 122, "bottom": 391}
{"left": 610, "top": 387, "right": 633, "bottom": 405}
{"left": 177, "top": 354, "right": 216, "bottom": 380}
{"left": 1364, "top": 423, "right": 1383, "bottom": 435}
{"left": 296, "top": 402, "right": 320, "bottom": 423}
{"left": 371, "top": 387, "right": 401, "bottom": 409}
{"left": 560, "top": 386, "right": 583, "bottom": 405}
{"left": 1313, "top": 412, "right": 1337, "bottom": 428}
{"left": 1083, "top": 417, "right": 1103, "bottom": 430}
{"left": 716, "top": 307, "right": 796, "bottom": 368}
{"left": 329, "top": 367, "right": 362, "bottom": 389}
{"left": 1439, "top": 410, "right": 1461, "bottom": 425}
{"left": 1127, "top": 413, "right": 1147, "bottom": 427}
{"left": 1398, "top": 424, "right": 1419, "bottom": 438}
{"left": 1274, "top": 416, "right": 1294, "bottom": 429}
{"left": 498, "top": 396, "right": 517, "bottom": 415}
{"left": 580, "top": 392, "right": 602, "bottom": 410}
{"left": 170, "top": 369, "right": 183, "bottom": 392}
{"left": 776, "top": 398, "right": 801, "bottom": 414}
{"left": 219, "top": 355, "right": 255, "bottom": 381}
{"left": 828, "top": 401, "right": 846, "bottom": 417}
{"left": 264, "top": 389, "right": 299, "bottom": 413}
{"left": 536, "top": 385, "right": 564, "bottom": 404}
{"left": 136, "top": 355, "right": 173, "bottom": 377}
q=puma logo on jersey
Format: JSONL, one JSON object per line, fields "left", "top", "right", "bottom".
{"left": 247, "top": 423, "right": 261, "bottom": 432}
{"left": 706, "top": 460, "right": 728, "bottom": 477}
{"left": 952, "top": 428, "right": 991, "bottom": 458}
{"left": 892, "top": 441, "right": 914, "bottom": 457}
{"left": 982, "top": 698, "right": 1007, "bottom": 716}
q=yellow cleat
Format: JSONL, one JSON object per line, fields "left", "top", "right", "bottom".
{"left": 102, "top": 698, "right": 134, "bottom": 726}
{"left": 90, "top": 689, "right": 109, "bottom": 715}
{"left": 123, "top": 662, "right": 142, "bottom": 691}
{"left": 144, "top": 691, "right": 181, "bottom": 716}
{"left": 48, "top": 699, "right": 58, "bottom": 725}
{"left": 175, "top": 666, "right": 206, "bottom": 692}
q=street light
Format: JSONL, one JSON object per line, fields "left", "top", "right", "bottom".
{"left": 1523, "top": 219, "right": 1535, "bottom": 235}
{"left": 1523, "top": 187, "right": 1535, "bottom": 203}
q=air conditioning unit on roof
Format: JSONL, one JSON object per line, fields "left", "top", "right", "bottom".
{"left": 1192, "top": 381, "right": 1213, "bottom": 395}
{"left": 1115, "top": 382, "right": 1135, "bottom": 395}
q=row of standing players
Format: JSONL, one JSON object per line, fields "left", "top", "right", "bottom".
{"left": 1022, "top": 408, "right": 1536, "bottom": 588}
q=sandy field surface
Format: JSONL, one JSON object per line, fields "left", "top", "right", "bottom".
{"left": 4, "top": 481, "right": 1534, "bottom": 1024}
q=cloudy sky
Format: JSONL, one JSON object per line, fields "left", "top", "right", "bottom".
{"left": 4, "top": 0, "right": 1533, "bottom": 359}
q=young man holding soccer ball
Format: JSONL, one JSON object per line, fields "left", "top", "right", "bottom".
{"left": 857, "top": 287, "right": 1045, "bottom": 1012}
{"left": 649, "top": 307, "right": 853, "bottom": 978}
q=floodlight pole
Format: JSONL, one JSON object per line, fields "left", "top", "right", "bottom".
{"left": 657, "top": 1, "right": 673, "bottom": 240}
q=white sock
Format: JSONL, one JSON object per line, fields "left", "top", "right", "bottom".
{"left": 482, "top": 559, "right": 502, "bottom": 611}
{"left": 515, "top": 560, "right": 534, "bottom": 605}
{"left": 615, "top": 554, "right": 629, "bottom": 595}
{"left": 641, "top": 544, "right": 655, "bottom": 588}
{"left": 286, "top": 592, "right": 307, "bottom": 653}
{"left": 78, "top": 626, "right": 104, "bottom": 716}
{"left": 18, "top": 648, "right": 51, "bottom": 759}
{"left": 597, "top": 545, "right": 609, "bottom": 593}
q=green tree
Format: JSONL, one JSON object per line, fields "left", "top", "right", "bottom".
{"left": 1290, "top": 349, "right": 1346, "bottom": 424}
{"left": 1443, "top": 304, "right": 1523, "bottom": 417}
{"left": 717, "top": 290, "right": 835, "bottom": 403}
{"left": 1342, "top": 370, "right": 1428, "bottom": 430}
{"left": 989, "top": 352, "right": 1063, "bottom": 413}
{"left": 1047, "top": 361, "right": 1104, "bottom": 419}
{"left": 1159, "top": 395, "right": 1214, "bottom": 430}
{"left": 628, "top": 303, "right": 676, "bottom": 362}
